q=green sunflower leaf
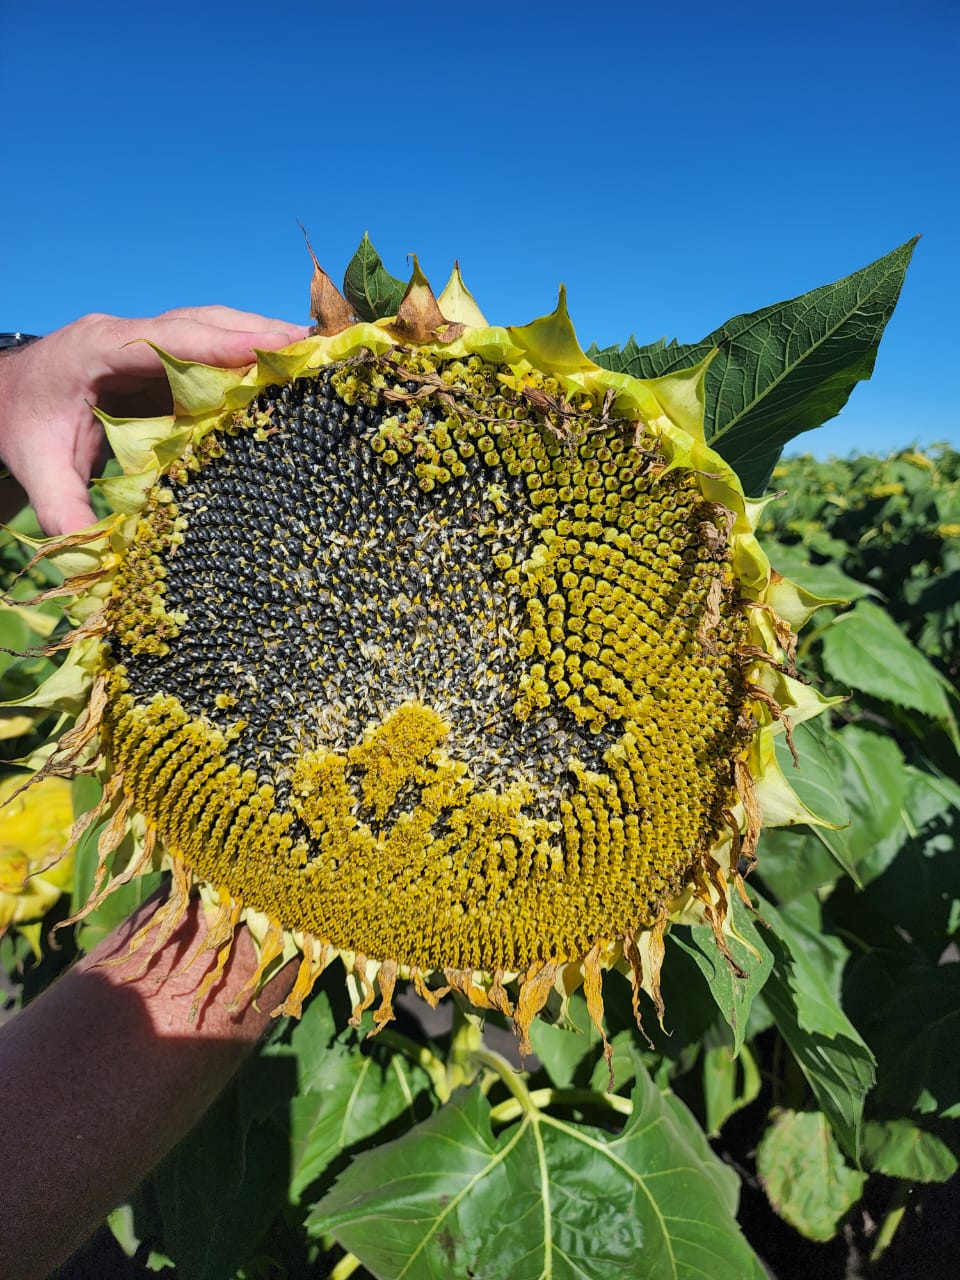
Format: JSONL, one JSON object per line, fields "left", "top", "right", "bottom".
{"left": 703, "top": 1038, "right": 762, "bottom": 1137}
{"left": 759, "top": 540, "right": 876, "bottom": 604}
{"left": 142, "top": 1053, "right": 297, "bottom": 1280}
{"left": 669, "top": 895, "right": 773, "bottom": 1056}
{"left": 0, "top": 606, "right": 44, "bottom": 681}
{"left": 824, "top": 726, "right": 910, "bottom": 881}
{"left": 308, "top": 1064, "right": 766, "bottom": 1279}
{"left": 856, "top": 767, "right": 960, "bottom": 953}
{"left": 758, "top": 895, "right": 876, "bottom": 1157}
{"left": 756, "top": 825, "right": 846, "bottom": 902}
{"left": 287, "top": 987, "right": 439, "bottom": 1199}
{"left": 821, "top": 600, "right": 960, "bottom": 749}
{"left": 756, "top": 1109, "right": 866, "bottom": 1242}
{"left": 343, "top": 232, "right": 408, "bottom": 321}
{"left": 527, "top": 994, "right": 602, "bottom": 1089}
{"left": 527, "top": 979, "right": 647, "bottom": 1094}
{"left": 590, "top": 238, "right": 918, "bottom": 494}
{"left": 861, "top": 1119, "right": 959, "bottom": 1183}
{"left": 845, "top": 956, "right": 960, "bottom": 1120}
{"left": 773, "top": 719, "right": 856, "bottom": 883}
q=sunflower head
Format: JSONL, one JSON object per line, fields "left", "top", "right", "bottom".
{"left": 1, "top": 248, "right": 836, "bottom": 1057}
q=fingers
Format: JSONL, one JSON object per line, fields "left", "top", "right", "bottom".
{"left": 159, "top": 304, "right": 311, "bottom": 334}
{"left": 75, "top": 313, "right": 311, "bottom": 380}
{"left": 18, "top": 406, "right": 104, "bottom": 537}
{"left": 131, "top": 314, "right": 312, "bottom": 370}
{"left": 23, "top": 464, "right": 97, "bottom": 538}
{"left": 0, "top": 337, "right": 109, "bottom": 534}
{"left": 0, "top": 304, "right": 314, "bottom": 537}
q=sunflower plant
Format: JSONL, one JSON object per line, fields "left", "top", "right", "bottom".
{"left": 4, "top": 235, "right": 952, "bottom": 1280}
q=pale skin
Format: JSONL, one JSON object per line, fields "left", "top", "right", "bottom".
{"left": 0, "top": 306, "right": 310, "bottom": 532}
{"left": 0, "top": 307, "right": 309, "bottom": 1277}
{"left": 0, "top": 896, "right": 296, "bottom": 1280}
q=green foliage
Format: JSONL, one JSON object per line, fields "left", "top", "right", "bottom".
{"left": 860, "top": 1119, "right": 959, "bottom": 1184}
{"left": 702, "top": 1038, "right": 761, "bottom": 1137}
{"left": 116, "top": 981, "right": 440, "bottom": 1280}
{"left": 773, "top": 720, "right": 857, "bottom": 881}
{"left": 751, "top": 442, "right": 960, "bottom": 1266}
{"left": 822, "top": 600, "right": 958, "bottom": 747}
{"left": 846, "top": 958, "right": 960, "bottom": 1121}
{"left": 758, "top": 896, "right": 876, "bottom": 1158}
{"left": 590, "top": 239, "right": 918, "bottom": 494}
{"left": 70, "top": 775, "right": 164, "bottom": 952}
{"left": 756, "top": 1109, "right": 867, "bottom": 1242}
{"left": 309, "top": 1060, "right": 766, "bottom": 1280}
{"left": 669, "top": 896, "right": 773, "bottom": 1057}
{"left": 285, "top": 983, "right": 439, "bottom": 1199}
{"left": 762, "top": 445, "right": 960, "bottom": 682}
{"left": 8, "top": 240, "right": 960, "bottom": 1278}
{"left": 343, "top": 232, "right": 407, "bottom": 322}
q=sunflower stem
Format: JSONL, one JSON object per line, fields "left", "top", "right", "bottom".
{"left": 479, "top": 1068, "right": 501, "bottom": 1097}
{"left": 446, "top": 993, "right": 485, "bottom": 1091}
{"left": 468, "top": 1045, "right": 537, "bottom": 1116}
{"left": 330, "top": 1250, "right": 362, "bottom": 1280}
{"left": 376, "top": 1029, "right": 451, "bottom": 1104}
{"left": 489, "top": 1086, "right": 634, "bottom": 1127}
{"left": 870, "top": 1185, "right": 911, "bottom": 1264}
{"left": 796, "top": 619, "right": 832, "bottom": 661}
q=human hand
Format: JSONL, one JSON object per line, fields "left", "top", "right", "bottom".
{"left": 0, "top": 307, "right": 311, "bottom": 536}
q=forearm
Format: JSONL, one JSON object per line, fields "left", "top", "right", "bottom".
{"left": 0, "top": 893, "right": 295, "bottom": 1280}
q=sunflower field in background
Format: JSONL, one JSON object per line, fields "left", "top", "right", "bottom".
{"left": 2, "top": 235, "right": 959, "bottom": 1280}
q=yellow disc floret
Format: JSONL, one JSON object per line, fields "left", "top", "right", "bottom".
{"left": 97, "top": 350, "right": 754, "bottom": 990}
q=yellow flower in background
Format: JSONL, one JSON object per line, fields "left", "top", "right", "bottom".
{"left": 0, "top": 774, "right": 75, "bottom": 958}
{"left": 1, "top": 254, "right": 835, "bottom": 1058}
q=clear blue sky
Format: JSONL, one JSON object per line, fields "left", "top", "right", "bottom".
{"left": 2, "top": 0, "right": 956, "bottom": 458}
